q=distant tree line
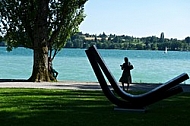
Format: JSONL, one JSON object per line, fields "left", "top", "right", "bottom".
{"left": 1, "top": 32, "right": 190, "bottom": 51}
{"left": 65, "top": 32, "right": 190, "bottom": 51}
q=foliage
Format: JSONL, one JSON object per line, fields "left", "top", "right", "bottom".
{"left": 0, "top": 0, "right": 87, "bottom": 55}
{"left": 48, "top": 0, "right": 87, "bottom": 59}
{"left": 0, "top": 0, "right": 87, "bottom": 81}
{"left": 0, "top": 88, "right": 190, "bottom": 126}
{"left": 65, "top": 32, "right": 190, "bottom": 51}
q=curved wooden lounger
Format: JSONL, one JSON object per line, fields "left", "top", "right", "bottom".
{"left": 85, "top": 45, "right": 189, "bottom": 109}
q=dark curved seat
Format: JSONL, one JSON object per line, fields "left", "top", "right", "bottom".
{"left": 85, "top": 45, "right": 189, "bottom": 109}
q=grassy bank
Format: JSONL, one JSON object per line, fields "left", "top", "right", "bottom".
{"left": 0, "top": 88, "right": 190, "bottom": 126}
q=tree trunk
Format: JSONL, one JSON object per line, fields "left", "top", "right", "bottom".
{"left": 28, "top": 0, "right": 53, "bottom": 82}
{"left": 28, "top": 46, "right": 50, "bottom": 82}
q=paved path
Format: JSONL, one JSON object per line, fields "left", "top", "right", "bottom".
{"left": 0, "top": 81, "right": 190, "bottom": 92}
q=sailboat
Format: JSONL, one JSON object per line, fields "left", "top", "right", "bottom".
{"left": 164, "top": 47, "right": 168, "bottom": 53}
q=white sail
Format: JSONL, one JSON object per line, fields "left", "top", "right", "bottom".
{"left": 164, "top": 47, "right": 168, "bottom": 53}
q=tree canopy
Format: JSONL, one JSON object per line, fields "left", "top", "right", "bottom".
{"left": 0, "top": 0, "right": 87, "bottom": 81}
{"left": 0, "top": 0, "right": 86, "bottom": 53}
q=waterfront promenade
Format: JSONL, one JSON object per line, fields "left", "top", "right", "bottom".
{"left": 0, "top": 81, "right": 190, "bottom": 92}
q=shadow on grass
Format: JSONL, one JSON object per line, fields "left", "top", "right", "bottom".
{"left": 0, "top": 89, "right": 113, "bottom": 126}
{"left": 0, "top": 89, "right": 190, "bottom": 126}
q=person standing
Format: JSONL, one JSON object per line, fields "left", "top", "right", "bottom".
{"left": 119, "top": 57, "right": 133, "bottom": 91}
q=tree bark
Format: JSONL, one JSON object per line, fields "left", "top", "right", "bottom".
{"left": 28, "top": 46, "right": 50, "bottom": 82}
{"left": 28, "top": 0, "right": 52, "bottom": 82}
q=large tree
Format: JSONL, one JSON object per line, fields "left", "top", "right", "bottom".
{"left": 0, "top": 0, "right": 87, "bottom": 82}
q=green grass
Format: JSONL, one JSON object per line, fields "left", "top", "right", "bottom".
{"left": 0, "top": 88, "right": 190, "bottom": 126}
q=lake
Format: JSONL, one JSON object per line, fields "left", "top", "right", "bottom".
{"left": 0, "top": 47, "right": 190, "bottom": 84}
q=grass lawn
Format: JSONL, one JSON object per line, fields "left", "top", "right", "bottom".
{"left": 0, "top": 88, "right": 190, "bottom": 126}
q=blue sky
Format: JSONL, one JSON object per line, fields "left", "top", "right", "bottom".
{"left": 79, "top": 0, "right": 190, "bottom": 40}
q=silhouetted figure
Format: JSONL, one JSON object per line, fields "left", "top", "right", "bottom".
{"left": 119, "top": 57, "right": 133, "bottom": 91}
{"left": 48, "top": 57, "right": 58, "bottom": 79}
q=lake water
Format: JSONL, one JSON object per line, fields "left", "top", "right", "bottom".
{"left": 0, "top": 47, "right": 190, "bottom": 84}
